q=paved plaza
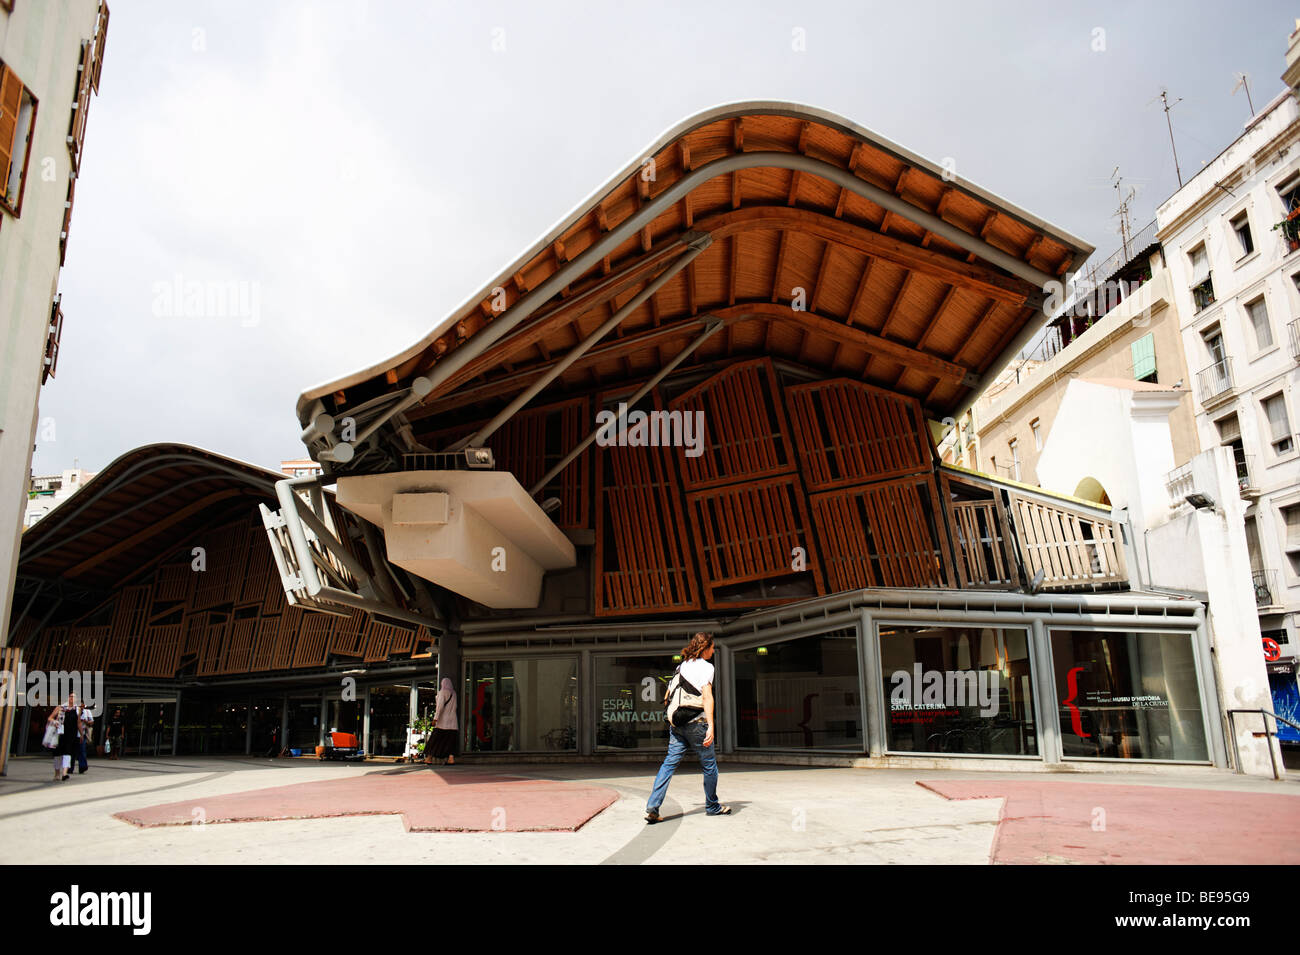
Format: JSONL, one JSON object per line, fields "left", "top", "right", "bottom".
{"left": 2, "top": 755, "right": 1297, "bottom": 865}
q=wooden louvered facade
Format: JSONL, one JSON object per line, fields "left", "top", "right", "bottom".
{"left": 411, "top": 357, "right": 1125, "bottom": 620}
{"left": 10, "top": 510, "right": 436, "bottom": 682}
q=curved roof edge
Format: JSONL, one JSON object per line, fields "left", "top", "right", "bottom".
{"left": 20, "top": 442, "right": 283, "bottom": 550}
{"left": 295, "top": 100, "right": 1094, "bottom": 421}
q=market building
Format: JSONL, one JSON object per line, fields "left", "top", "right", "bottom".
{"left": 2, "top": 103, "right": 1281, "bottom": 775}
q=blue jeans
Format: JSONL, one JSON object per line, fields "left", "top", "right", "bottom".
{"left": 77, "top": 737, "right": 88, "bottom": 772}
{"left": 647, "top": 720, "right": 721, "bottom": 814}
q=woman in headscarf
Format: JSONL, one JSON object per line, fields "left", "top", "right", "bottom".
{"left": 46, "top": 692, "right": 81, "bottom": 781}
{"left": 428, "top": 677, "right": 459, "bottom": 766}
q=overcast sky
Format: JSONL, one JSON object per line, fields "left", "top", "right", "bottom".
{"left": 32, "top": 0, "right": 1292, "bottom": 475}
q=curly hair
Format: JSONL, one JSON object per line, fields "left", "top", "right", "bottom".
{"left": 681, "top": 631, "right": 715, "bottom": 661}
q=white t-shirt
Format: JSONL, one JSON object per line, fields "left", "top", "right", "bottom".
{"left": 679, "top": 658, "right": 714, "bottom": 695}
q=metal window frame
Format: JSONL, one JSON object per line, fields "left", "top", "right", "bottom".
{"left": 1042, "top": 623, "right": 1217, "bottom": 767}
{"left": 874, "top": 616, "right": 1043, "bottom": 761}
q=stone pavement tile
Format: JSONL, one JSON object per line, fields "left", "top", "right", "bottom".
{"left": 114, "top": 768, "right": 618, "bottom": 832}
{"left": 919, "top": 779, "right": 1300, "bottom": 865}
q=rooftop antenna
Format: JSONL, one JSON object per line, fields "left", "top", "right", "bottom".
{"left": 1149, "top": 88, "right": 1185, "bottom": 187}
{"left": 1232, "top": 71, "right": 1256, "bottom": 117}
{"left": 1110, "top": 169, "right": 1136, "bottom": 262}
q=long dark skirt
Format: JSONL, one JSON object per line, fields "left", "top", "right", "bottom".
{"left": 429, "top": 728, "right": 457, "bottom": 759}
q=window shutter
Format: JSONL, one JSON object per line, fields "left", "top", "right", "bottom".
{"left": 1189, "top": 246, "right": 1210, "bottom": 286}
{"left": 1286, "top": 507, "right": 1300, "bottom": 550}
{"left": 1264, "top": 395, "right": 1291, "bottom": 443}
{"left": 1130, "top": 333, "right": 1156, "bottom": 380}
{"left": 90, "top": 2, "right": 110, "bottom": 93}
{"left": 1247, "top": 299, "right": 1272, "bottom": 348}
{"left": 1215, "top": 414, "right": 1240, "bottom": 442}
{"left": 0, "top": 65, "right": 21, "bottom": 194}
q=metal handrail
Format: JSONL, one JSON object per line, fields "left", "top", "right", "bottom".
{"left": 1196, "top": 357, "right": 1234, "bottom": 403}
{"left": 1226, "top": 707, "right": 1299, "bottom": 779}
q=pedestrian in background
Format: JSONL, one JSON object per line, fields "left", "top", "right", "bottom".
{"left": 429, "top": 677, "right": 459, "bottom": 766}
{"left": 107, "top": 708, "right": 125, "bottom": 759}
{"left": 48, "top": 693, "right": 81, "bottom": 781}
{"left": 76, "top": 701, "right": 93, "bottom": 774}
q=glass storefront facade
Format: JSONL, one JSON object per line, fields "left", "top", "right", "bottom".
{"left": 879, "top": 624, "right": 1037, "bottom": 756}
{"left": 367, "top": 685, "right": 411, "bottom": 757}
{"left": 285, "top": 695, "right": 323, "bottom": 752}
{"left": 1050, "top": 629, "right": 1208, "bottom": 761}
{"left": 594, "top": 654, "right": 675, "bottom": 750}
{"left": 734, "top": 628, "right": 862, "bottom": 750}
{"left": 17, "top": 614, "right": 1210, "bottom": 767}
{"left": 465, "top": 657, "right": 577, "bottom": 752}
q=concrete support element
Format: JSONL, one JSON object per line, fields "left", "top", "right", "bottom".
{"left": 1147, "top": 447, "right": 1278, "bottom": 776}
{"left": 279, "top": 695, "right": 288, "bottom": 755}
{"left": 578, "top": 650, "right": 592, "bottom": 756}
{"left": 858, "top": 609, "right": 884, "bottom": 757}
{"left": 1030, "top": 617, "right": 1062, "bottom": 764}
{"left": 715, "top": 642, "right": 731, "bottom": 756}
{"left": 245, "top": 696, "right": 253, "bottom": 756}
{"left": 171, "top": 693, "right": 182, "bottom": 757}
{"left": 336, "top": 471, "right": 575, "bottom": 609}
{"left": 362, "top": 687, "right": 371, "bottom": 758}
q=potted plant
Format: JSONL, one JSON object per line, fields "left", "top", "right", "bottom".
{"left": 1273, "top": 206, "right": 1300, "bottom": 252}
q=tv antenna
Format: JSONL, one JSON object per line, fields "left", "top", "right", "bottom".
{"left": 1232, "top": 72, "right": 1255, "bottom": 116}
{"left": 1111, "top": 168, "right": 1137, "bottom": 261}
{"left": 1148, "top": 88, "right": 1185, "bottom": 187}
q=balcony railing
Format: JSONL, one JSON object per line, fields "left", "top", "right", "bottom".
{"left": 942, "top": 470, "right": 1128, "bottom": 592}
{"left": 1165, "top": 462, "right": 1195, "bottom": 504}
{"left": 1253, "top": 569, "right": 1280, "bottom": 608}
{"left": 1289, "top": 318, "right": 1300, "bottom": 361}
{"left": 1234, "top": 453, "right": 1258, "bottom": 497}
{"left": 1196, "top": 357, "right": 1234, "bottom": 405}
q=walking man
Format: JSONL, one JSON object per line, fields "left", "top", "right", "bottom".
{"left": 645, "top": 632, "right": 731, "bottom": 823}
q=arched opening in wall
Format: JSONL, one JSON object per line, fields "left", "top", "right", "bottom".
{"left": 1074, "top": 477, "right": 1111, "bottom": 507}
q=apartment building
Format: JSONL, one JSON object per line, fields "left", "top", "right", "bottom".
{"left": 1157, "top": 84, "right": 1300, "bottom": 666}
{"left": 972, "top": 231, "right": 1198, "bottom": 497}
{"left": 24, "top": 466, "right": 94, "bottom": 527}
{"left": 0, "top": 1, "right": 108, "bottom": 635}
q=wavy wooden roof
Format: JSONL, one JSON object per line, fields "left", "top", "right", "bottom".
{"left": 16, "top": 444, "right": 280, "bottom": 592}
{"left": 297, "top": 102, "right": 1091, "bottom": 460}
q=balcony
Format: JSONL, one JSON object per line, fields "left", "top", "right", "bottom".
{"left": 1253, "top": 569, "right": 1281, "bottom": 609}
{"left": 1290, "top": 318, "right": 1300, "bottom": 361}
{"left": 1165, "top": 462, "right": 1195, "bottom": 505}
{"left": 943, "top": 470, "right": 1128, "bottom": 592}
{"left": 1196, "top": 357, "right": 1235, "bottom": 408}
{"left": 1234, "top": 453, "right": 1259, "bottom": 499}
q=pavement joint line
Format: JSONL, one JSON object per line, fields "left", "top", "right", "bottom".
{"left": 0, "top": 771, "right": 231, "bottom": 822}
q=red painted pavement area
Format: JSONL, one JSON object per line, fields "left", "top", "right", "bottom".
{"left": 114, "top": 769, "right": 618, "bottom": 833}
{"left": 919, "top": 779, "right": 1300, "bottom": 864}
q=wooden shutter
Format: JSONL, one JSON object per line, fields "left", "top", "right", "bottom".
{"left": 90, "top": 2, "right": 110, "bottom": 92}
{"left": 0, "top": 64, "right": 21, "bottom": 200}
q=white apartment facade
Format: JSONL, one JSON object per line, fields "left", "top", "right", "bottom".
{"left": 0, "top": 1, "right": 107, "bottom": 637}
{"left": 24, "top": 466, "right": 94, "bottom": 527}
{"left": 1157, "top": 86, "right": 1300, "bottom": 672}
